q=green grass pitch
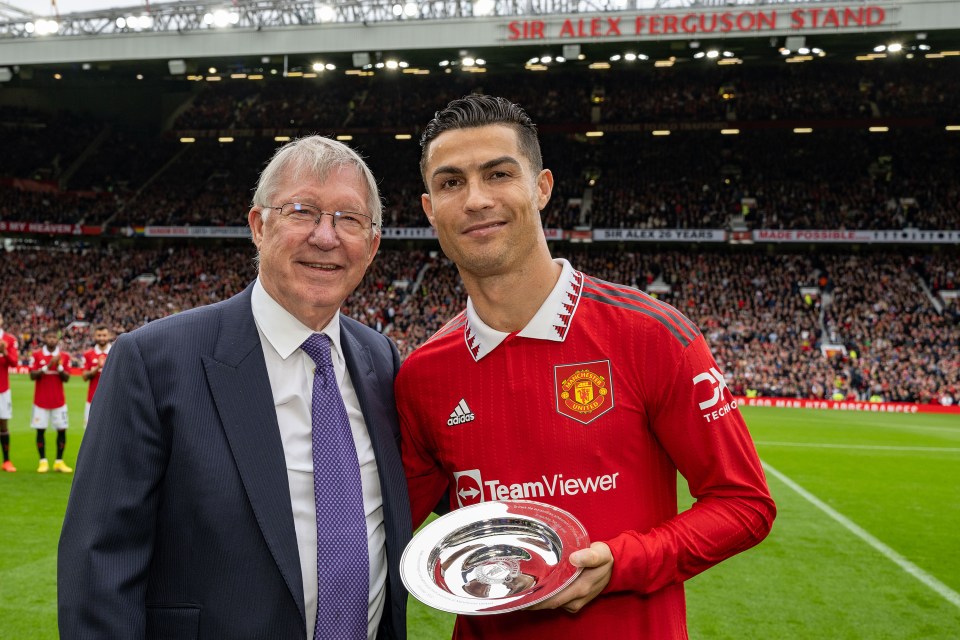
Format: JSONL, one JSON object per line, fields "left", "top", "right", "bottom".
{"left": 1, "top": 373, "right": 958, "bottom": 638}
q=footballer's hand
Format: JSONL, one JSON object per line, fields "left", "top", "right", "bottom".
{"left": 527, "top": 542, "right": 613, "bottom": 614}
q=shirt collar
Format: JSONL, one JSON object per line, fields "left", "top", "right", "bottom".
{"left": 94, "top": 343, "right": 111, "bottom": 355}
{"left": 42, "top": 345, "right": 60, "bottom": 357}
{"left": 465, "top": 258, "right": 583, "bottom": 361}
{"left": 251, "top": 278, "right": 342, "bottom": 362}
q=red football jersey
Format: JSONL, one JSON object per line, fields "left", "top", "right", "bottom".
{"left": 0, "top": 330, "right": 18, "bottom": 393}
{"left": 397, "top": 260, "right": 775, "bottom": 640}
{"left": 82, "top": 345, "right": 111, "bottom": 402}
{"left": 30, "top": 347, "right": 71, "bottom": 409}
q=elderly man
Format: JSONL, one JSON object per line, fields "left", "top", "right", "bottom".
{"left": 59, "top": 136, "right": 411, "bottom": 640}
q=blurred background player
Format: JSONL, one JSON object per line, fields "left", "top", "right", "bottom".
{"left": 0, "top": 312, "right": 19, "bottom": 472}
{"left": 29, "top": 328, "right": 72, "bottom": 474}
{"left": 81, "top": 325, "right": 113, "bottom": 428}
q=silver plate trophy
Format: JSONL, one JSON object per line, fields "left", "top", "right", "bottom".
{"left": 400, "top": 500, "right": 589, "bottom": 615}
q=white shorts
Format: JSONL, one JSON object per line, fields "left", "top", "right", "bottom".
{"left": 31, "top": 405, "right": 69, "bottom": 431}
{"left": 84, "top": 401, "right": 91, "bottom": 427}
{"left": 0, "top": 389, "right": 11, "bottom": 420}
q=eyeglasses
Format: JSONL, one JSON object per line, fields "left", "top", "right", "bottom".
{"left": 267, "top": 202, "right": 377, "bottom": 236}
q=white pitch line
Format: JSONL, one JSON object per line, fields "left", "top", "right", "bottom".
{"left": 757, "top": 441, "right": 960, "bottom": 453}
{"left": 762, "top": 462, "right": 960, "bottom": 610}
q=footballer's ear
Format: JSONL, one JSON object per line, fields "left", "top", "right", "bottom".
{"left": 421, "top": 193, "right": 437, "bottom": 228}
{"left": 536, "top": 169, "right": 554, "bottom": 211}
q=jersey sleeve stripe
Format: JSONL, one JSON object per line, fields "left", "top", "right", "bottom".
{"left": 424, "top": 312, "right": 467, "bottom": 344}
{"left": 581, "top": 292, "right": 698, "bottom": 347}
{"left": 585, "top": 276, "right": 700, "bottom": 339}
{"left": 582, "top": 280, "right": 700, "bottom": 346}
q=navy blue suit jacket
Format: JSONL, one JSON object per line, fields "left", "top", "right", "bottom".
{"left": 58, "top": 284, "right": 411, "bottom": 639}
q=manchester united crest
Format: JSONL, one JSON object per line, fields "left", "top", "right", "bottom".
{"left": 554, "top": 360, "right": 614, "bottom": 424}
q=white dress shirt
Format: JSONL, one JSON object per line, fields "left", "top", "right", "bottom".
{"left": 251, "top": 279, "right": 386, "bottom": 640}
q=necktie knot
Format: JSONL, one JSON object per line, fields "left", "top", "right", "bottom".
{"left": 301, "top": 333, "right": 332, "bottom": 367}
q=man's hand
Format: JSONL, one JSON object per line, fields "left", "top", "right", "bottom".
{"left": 527, "top": 541, "right": 613, "bottom": 614}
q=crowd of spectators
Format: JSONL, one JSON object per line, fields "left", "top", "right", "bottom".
{"left": 0, "top": 107, "right": 104, "bottom": 184}
{"left": 167, "top": 61, "right": 960, "bottom": 131}
{"left": 0, "top": 244, "right": 255, "bottom": 355}
{"left": 3, "top": 57, "right": 959, "bottom": 230}
{"left": 1, "top": 243, "right": 956, "bottom": 405}
{"left": 821, "top": 252, "right": 959, "bottom": 404}
{"left": 583, "top": 128, "right": 959, "bottom": 230}
{"left": 2, "top": 58, "right": 958, "bottom": 405}
{"left": 595, "top": 61, "right": 959, "bottom": 123}
{"left": 4, "top": 125, "right": 957, "bottom": 230}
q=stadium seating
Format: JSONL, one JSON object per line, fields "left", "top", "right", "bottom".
{"left": 1, "top": 57, "right": 957, "bottom": 404}
{"left": 0, "top": 244, "right": 955, "bottom": 404}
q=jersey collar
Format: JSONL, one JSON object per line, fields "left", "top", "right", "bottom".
{"left": 42, "top": 345, "right": 60, "bottom": 357}
{"left": 464, "top": 258, "right": 583, "bottom": 362}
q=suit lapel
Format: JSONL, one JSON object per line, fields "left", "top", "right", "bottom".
{"left": 201, "top": 287, "right": 306, "bottom": 627}
{"left": 340, "top": 320, "right": 401, "bottom": 516}
{"left": 341, "top": 319, "right": 411, "bottom": 637}
{"left": 340, "top": 322, "right": 381, "bottom": 438}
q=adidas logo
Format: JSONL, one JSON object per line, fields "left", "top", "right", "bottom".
{"left": 447, "top": 399, "right": 476, "bottom": 426}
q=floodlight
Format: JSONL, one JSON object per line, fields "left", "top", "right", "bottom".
{"left": 474, "top": 0, "right": 495, "bottom": 16}
{"left": 34, "top": 19, "right": 59, "bottom": 35}
{"left": 316, "top": 4, "right": 336, "bottom": 22}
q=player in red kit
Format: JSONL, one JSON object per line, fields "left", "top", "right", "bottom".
{"left": 0, "top": 312, "right": 19, "bottom": 472}
{"left": 29, "top": 328, "right": 73, "bottom": 473}
{"left": 397, "top": 95, "right": 776, "bottom": 639}
{"left": 81, "top": 325, "right": 113, "bottom": 428}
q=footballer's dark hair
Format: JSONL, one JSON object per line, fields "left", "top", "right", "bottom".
{"left": 419, "top": 94, "right": 542, "bottom": 188}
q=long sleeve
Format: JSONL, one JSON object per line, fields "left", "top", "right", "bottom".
{"left": 58, "top": 334, "right": 168, "bottom": 638}
{"left": 396, "top": 370, "right": 449, "bottom": 529}
{"left": 604, "top": 335, "right": 776, "bottom": 594}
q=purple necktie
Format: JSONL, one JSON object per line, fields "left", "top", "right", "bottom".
{"left": 301, "top": 333, "right": 368, "bottom": 640}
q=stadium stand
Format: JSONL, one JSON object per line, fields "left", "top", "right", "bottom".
{"left": 4, "top": 59, "right": 959, "bottom": 229}
{"left": 1, "top": 54, "right": 957, "bottom": 405}
{"left": 0, "top": 242, "right": 956, "bottom": 405}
